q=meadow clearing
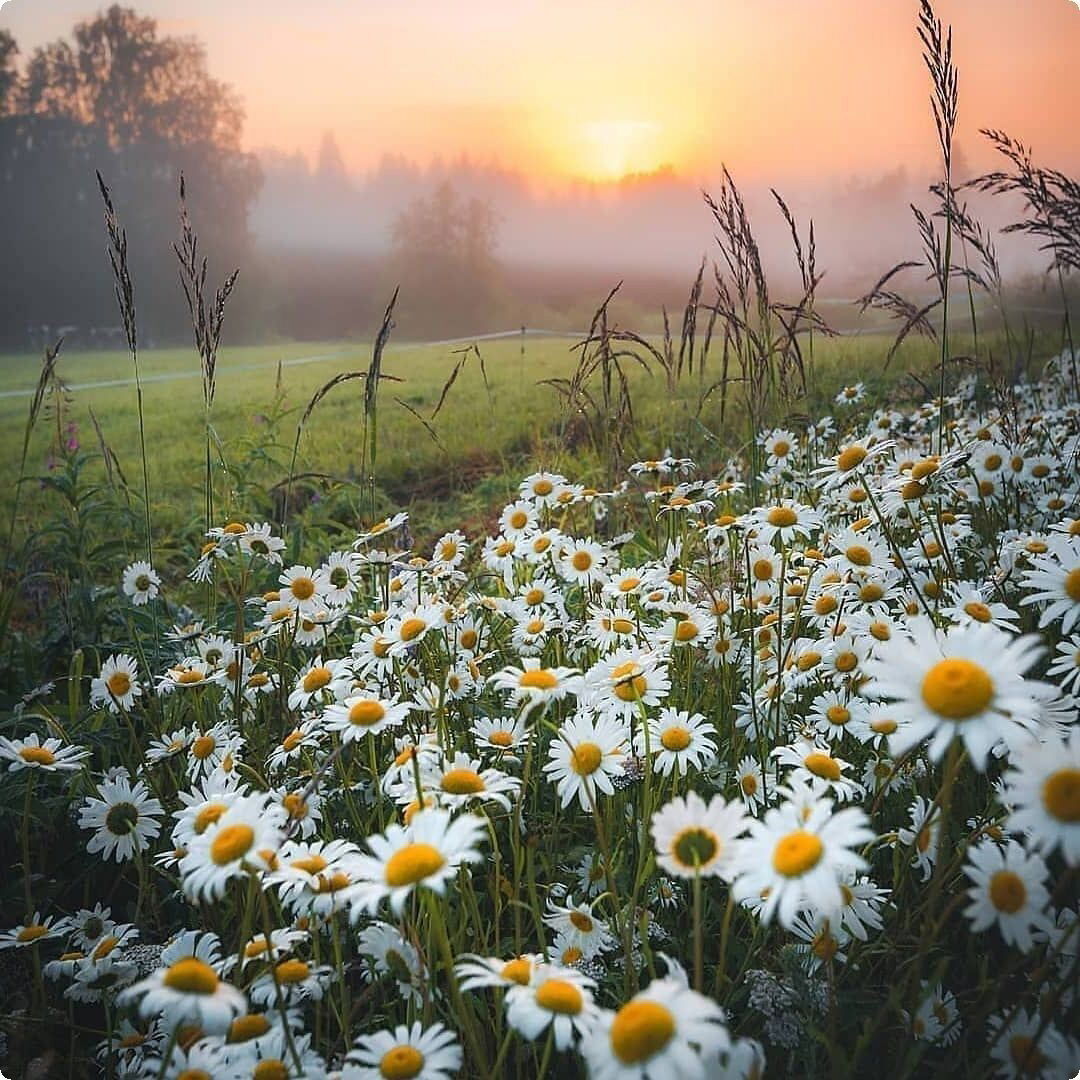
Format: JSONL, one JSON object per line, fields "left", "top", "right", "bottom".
{"left": 2, "top": 0, "right": 1080, "bottom": 1074}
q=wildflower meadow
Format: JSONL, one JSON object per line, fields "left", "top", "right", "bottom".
{"left": 2, "top": 2, "right": 1079, "bottom": 1079}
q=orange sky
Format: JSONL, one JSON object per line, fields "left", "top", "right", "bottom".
{"left": 2, "top": 0, "right": 1077, "bottom": 184}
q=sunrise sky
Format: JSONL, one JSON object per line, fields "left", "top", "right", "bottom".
{"left": 1, "top": 0, "right": 1076, "bottom": 185}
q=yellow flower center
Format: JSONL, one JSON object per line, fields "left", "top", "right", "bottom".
{"left": 860, "top": 583, "right": 884, "bottom": 602}
{"left": 535, "top": 978, "right": 584, "bottom": 1014}
{"left": 611, "top": 660, "right": 647, "bottom": 701}
{"left": 17, "top": 925, "right": 48, "bottom": 943}
{"left": 519, "top": 669, "right": 558, "bottom": 690}
{"left": 836, "top": 445, "right": 867, "bottom": 472}
{"left": 773, "top": 830, "right": 825, "bottom": 877}
{"left": 610, "top": 1000, "right": 676, "bottom": 1064}
{"left": 988, "top": 870, "right": 1027, "bottom": 914}
{"left": 1042, "top": 769, "right": 1080, "bottom": 823}
{"left": 921, "top": 658, "right": 994, "bottom": 719}
{"left": 106, "top": 672, "right": 132, "bottom": 697}
{"left": 302, "top": 667, "right": 332, "bottom": 693}
{"left": 826, "top": 705, "right": 851, "bottom": 727}
{"left": 283, "top": 793, "right": 308, "bottom": 819}
{"left": 509, "top": 510, "right": 529, "bottom": 530}
{"left": 804, "top": 752, "right": 841, "bottom": 781}
{"left": 291, "top": 854, "right": 329, "bottom": 875}
{"left": 619, "top": 577, "right": 641, "bottom": 592}
{"left": 460, "top": 629, "right": 478, "bottom": 650}
{"left": 572, "top": 551, "right": 593, "bottom": 572}
{"left": 815, "top": 594, "right": 838, "bottom": 615}
{"left": 282, "top": 730, "right": 304, "bottom": 753}
{"left": 500, "top": 957, "right": 533, "bottom": 984}
{"left": 834, "top": 651, "right": 858, "bottom": 673}
{"left": 399, "top": 618, "right": 427, "bottom": 642}
{"left": 871, "top": 717, "right": 898, "bottom": 735}
{"left": 674, "top": 621, "right": 700, "bottom": 642}
{"left": 176, "top": 1072, "right": 211, "bottom": 1080}
{"left": 289, "top": 576, "right": 316, "bottom": 601}
{"left": 19, "top": 746, "right": 56, "bottom": 766}
{"left": 752, "top": 559, "right": 774, "bottom": 581}
{"left": 163, "top": 957, "right": 219, "bottom": 994}
{"left": 274, "top": 959, "right": 309, "bottom": 984}
{"left": 253, "top": 1061, "right": 288, "bottom": 1080}
{"left": 441, "top": 768, "right": 486, "bottom": 795}
{"left": 210, "top": 824, "right": 255, "bottom": 866}
{"left": 380, "top": 1046, "right": 425, "bottom": 1079}
{"left": 384, "top": 843, "right": 445, "bottom": 887}
{"left": 191, "top": 735, "right": 216, "bottom": 760}
{"left": 660, "top": 727, "right": 692, "bottom": 751}
{"left": 571, "top": 742, "right": 603, "bottom": 775}
{"left": 1064, "top": 567, "right": 1080, "bottom": 603}
{"left": 194, "top": 803, "right": 227, "bottom": 834}
{"left": 569, "top": 910, "right": 594, "bottom": 933}
{"left": 488, "top": 731, "right": 514, "bottom": 748}
{"left": 611, "top": 618, "right": 635, "bottom": 635}
{"left": 812, "top": 931, "right": 839, "bottom": 961}
{"left": 533, "top": 479, "right": 554, "bottom": 496}
{"left": 1008, "top": 1036, "right": 1048, "bottom": 1075}
{"left": 349, "top": 700, "right": 387, "bottom": 726}
{"left": 673, "top": 827, "right": 719, "bottom": 868}
{"left": 741, "top": 774, "right": 758, "bottom": 796}
{"left": 767, "top": 507, "right": 798, "bottom": 532}
{"left": 845, "top": 545, "right": 872, "bottom": 567}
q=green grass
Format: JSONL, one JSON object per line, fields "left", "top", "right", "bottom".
{"left": 0, "top": 326, "right": 1060, "bottom": 552}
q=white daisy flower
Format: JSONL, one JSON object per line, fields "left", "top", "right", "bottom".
{"left": 650, "top": 791, "right": 748, "bottom": 880}
{"left": 324, "top": 693, "right": 413, "bottom": 744}
{"left": 121, "top": 560, "right": 161, "bottom": 605}
{"left": 543, "top": 713, "right": 628, "bottom": 811}
{"left": 343, "top": 1020, "right": 462, "bottom": 1080}
{"left": 90, "top": 654, "right": 142, "bottom": 713}
{"left": 0, "top": 732, "right": 90, "bottom": 773}
{"left": 347, "top": 809, "right": 486, "bottom": 916}
{"left": 864, "top": 618, "right": 1046, "bottom": 769}
{"left": 78, "top": 777, "right": 163, "bottom": 863}
{"left": 1003, "top": 732, "right": 1080, "bottom": 864}
{"left": 963, "top": 840, "right": 1052, "bottom": 953}
{"left": 504, "top": 963, "right": 599, "bottom": 1050}
{"left": 118, "top": 955, "right": 246, "bottom": 1035}
{"left": 731, "top": 784, "right": 873, "bottom": 928}
{"left": 490, "top": 659, "right": 583, "bottom": 716}
{"left": 635, "top": 709, "right": 717, "bottom": 777}
{"left": 582, "top": 975, "right": 730, "bottom": 1079}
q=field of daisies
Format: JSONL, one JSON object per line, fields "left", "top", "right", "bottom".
{"left": 2, "top": 347, "right": 1079, "bottom": 1079}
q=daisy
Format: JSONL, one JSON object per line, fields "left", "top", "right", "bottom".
{"left": 471, "top": 714, "right": 527, "bottom": 756}
{"left": 1003, "top": 732, "right": 1080, "bottom": 864}
{"left": 505, "top": 964, "right": 599, "bottom": 1050}
{"left": 287, "top": 655, "right": 349, "bottom": 711}
{"left": 520, "top": 470, "right": 567, "bottom": 507}
{"left": 0, "top": 732, "right": 89, "bottom": 773}
{"left": 455, "top": 953, "right": 542, "bottom": 993}
{"left": 78, "top": 777, "right": 163, "bottom": 863}
{"left": 750, "top": 500, "right": 820, "bottom": 547}
{"left": 343, "top": 1021, "right": 461, "bottom": 1080}
{"left": 279, "top": 564, "right": 330, "bottom": 614}
{"left": 902, "top": 982, "right": 961, "bottom": 1045}
{"left": 228, "top": 1027, "right": 328, "bottom": 1080}
{"left": 118, "top": 955, "right": 246, "bottom": 1035}
{"left": 864, "top": 618, "right": 1046, "bottom": 769}
{"left": 248, "top": 959, "right": 332, "bottom": 1007}
{"left": 431, "top": 530, "right": 468, "bottom": 572}
{"left": 1020, "top": 538, "right": 1080, "bottom": 633}
{"left": 357, "top": 921, "right": 426, "bottom": 1003}
{"left": 385, "top": 603, "right": 447, "bottom": 656}
{"left": 186, "top": 721, "right": 243, "bottom": 781}
{"left": 963, "top": 840, "right": 1051, "bottom": 953}
{"left": 650, "top": 792, "right": 748, "bottom": 880}
{"left": 0, "top": 912, "right": 72, "bottom": 950}
{"left": 543, "top": 713, "right": 628, "bottom": 811}
{"left": 121, "top": 560, "right": 161, "bottom": 605}
{"left": 421, "top": 752, "right": 521, "bottom": 812}
{"left": 270, "top": 838, "right": 365, "bottom": 917}
{"left": 733, "top": 756, "right": 770, "bottom": 810}
{"left": 323, "top": 694, "right": 413, "bottom": 744}
{"left": 731, "top": 783, "right": 873, "bottom": 928}
{"left": 635, "top": 709, "right": 717, "bottom": 777}
{"left": 772, "top": 740, "right": 864, "bottom": 802}
{"left": 543, "top": 895, "right": 616, "bottom": 958}
{"left": 89, "top": 654, "right": 142, "bottom": 713}
{"left": 897, "top": 795, "right": 941, "bottom": 882}
{"left": 347, "top": 809, "right": 486, "bottom": 916}
{"left": 490, "top": 659, "right": 583, "bottom": 716}
{"left": 582, "top": 976, "right": 730, "bottom": 1079}
{"left": 179, "top": 794, "right": 284, "bottom": 901}
{"left": 987, "top": 1008, "right": 1079, "bottom": 1079}
{"left": 559, "top": 538, "right": 609, "bottom": 587}
{"left": 584, "top": 649, "right": 670, "bottom": 721}
{"left": 1046, "top": 634, "right": 1080, "bottom": 694}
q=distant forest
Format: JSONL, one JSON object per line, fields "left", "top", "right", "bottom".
{"left": 0, "top": 6, "right": 1065, "bottom": 349}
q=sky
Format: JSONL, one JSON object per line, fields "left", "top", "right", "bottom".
{"left": 1, "top": 0, "right": 1077, "bottom": 186}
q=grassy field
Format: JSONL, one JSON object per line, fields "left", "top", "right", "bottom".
{"left": 0, "top": 325, "right": 1063, "bottom": 551}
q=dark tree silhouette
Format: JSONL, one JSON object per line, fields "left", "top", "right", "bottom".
{"left": 0, "top": 7, "right": 261, "bottom": 348}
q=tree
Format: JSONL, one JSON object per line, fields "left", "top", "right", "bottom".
{"left": 0, "top": 7, "right": 261, "bottom": 347}
{"left": 0, "top": 31, "right": 17, "bottom": 115}
{"left": 390, "top": 180, "right": 502, "bottom": 334}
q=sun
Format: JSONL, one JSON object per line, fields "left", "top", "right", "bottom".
{"left": 578, "top": 120, "right": 663, "bottom": 182}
